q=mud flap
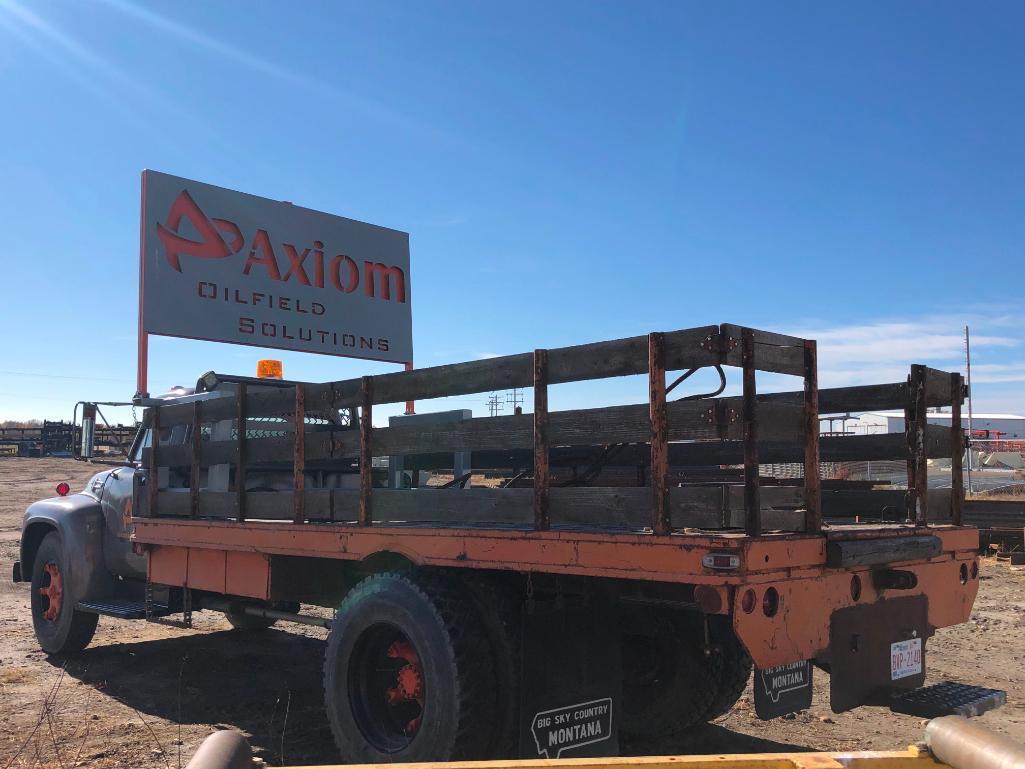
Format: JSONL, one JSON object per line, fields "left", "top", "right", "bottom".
{"left": 828, "top": 595, "right": 930, "bottom": 712}
{"left": 754, "top": 661, "right": 813, "bottom": 719}
{"left": 519, "top": 597, "right": 620, "bottom": 759}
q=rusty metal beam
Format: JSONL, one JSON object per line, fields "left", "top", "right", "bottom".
{"left": 649, "top": 332, "right": 669, "bottom": 535}
{"left": 742, "top": 328, "right": 761, "bottom": 537}
{"left": 359, "top": 377, "right": 373, "bottom": 527}
{"left": 803, "top": 340, "right": 821, "bottom": 533}
{"left": 293, "top": 384, "right": 305, "bottom": 525}
{"left": 533, "top": 349, "right": 550, "bottom": 531}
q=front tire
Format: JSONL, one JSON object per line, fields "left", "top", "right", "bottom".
{"left": 323, "top": 571, "right": 497, "bottom": 763}
{"left": 30, "top": 532, "right": 98, "bottom": 654}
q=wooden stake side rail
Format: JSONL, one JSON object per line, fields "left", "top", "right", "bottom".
{"left": 138, "top": 324, "right": 966, "bottom": 538}
{"left": 155, "top": 324, "right": 807, "bottom": 426}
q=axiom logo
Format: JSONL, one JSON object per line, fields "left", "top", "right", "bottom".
{"left": 155, "top": 189, "right": 407, "bottom": 303}
{"left": 157, "top": 190, "right": 243, "bottom": 272}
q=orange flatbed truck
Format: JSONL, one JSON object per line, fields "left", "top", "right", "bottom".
{"left": 17, "top": 324, "right": 996, "bottom": 763}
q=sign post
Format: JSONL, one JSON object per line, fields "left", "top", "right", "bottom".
{"left": 137, "top": 170, "right": 412, "bottom": 396}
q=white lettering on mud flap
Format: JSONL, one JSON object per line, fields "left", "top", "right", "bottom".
{"left": 891, "top": 638, "right": 923, "bottom": 680}
{"left": 530, "top": 697, "right": 613, "bottom": 758}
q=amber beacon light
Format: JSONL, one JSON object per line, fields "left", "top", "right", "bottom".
{"left": 257, "top": 360, "right": 283, "bottom": 379}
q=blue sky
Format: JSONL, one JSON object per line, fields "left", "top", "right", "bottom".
{"left": 0, "top": 0, "right": 1022, "bottom": 424}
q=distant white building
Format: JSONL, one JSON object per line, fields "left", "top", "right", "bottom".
{"left": 852, "top": 411, "right": 1025, "bottom": 440}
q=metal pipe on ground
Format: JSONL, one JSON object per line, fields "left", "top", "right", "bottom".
{"left": 184, "top": 730, "right": 251, "bottom": 769}
{"left": 926, "top": 716, "right": 1025, "bottom": 769}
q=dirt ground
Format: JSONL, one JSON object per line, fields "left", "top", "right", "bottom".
{"left": 1, "top": 458, "right": 1022, "bottom": 768}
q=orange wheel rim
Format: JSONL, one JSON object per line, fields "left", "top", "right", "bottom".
{"left": 38, "top": 562, "right": 63, "bottom": 622}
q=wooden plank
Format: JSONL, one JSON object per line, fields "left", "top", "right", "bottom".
{"left": 649, "top": 333, "right": 669, "bottom": 534}
{"left": 741, "top": 329, "right": 760, "bottom": 536}
{"left": 720, "top": 324, "right": 806, "bottom": 376}
{"left": 359, "top": 377, "right": 373, "bottom": 527}
{"left": 765, "top": 382, "right": 908, "bottom": 414}
{"left": 803, "top": 340, "right": 821, "bottom": 533}
{"left": 148, "top": 396, "right": 805, "bottom": 469}
{"left": 950, "top": 372, "right": 964, "bottom": 526}
{"left": 153, "top": 326, "right": 728, "bottom": 423}
{"left": 293, "top": 384, "right": 305, "bottom": 525}
{"left": 825, "top": 535, "right": 942, "bottom": 568}
{"left": 534, "top": 349, "right": 550, "bottom": 530}
{"left": 236, "top": 383, "right": 247, "bottom": 523}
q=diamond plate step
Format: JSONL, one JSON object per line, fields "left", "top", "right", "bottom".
{"left": 76, "top": 598, "right": 171, "bottom": 619}
{"left": 890, "top": 681, "right": 1007, "bottom": 718}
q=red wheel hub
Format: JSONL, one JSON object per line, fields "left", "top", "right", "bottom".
{"left": 385, "top": 639, "right": 424, "bottom": 734}
{"left": 39, "top": 562, "right": 63, "bottom": 622}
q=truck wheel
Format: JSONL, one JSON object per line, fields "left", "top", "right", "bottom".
{"left": 30, "top": 533, "right": 98, "bottom": 655}
{"left": 620, "top": 611, "right": 716, "bottom": 741}
{"left": 224, "top": 601, "right": 300, "bottom": 630}
{"left": 701, "top": 621, "right": 753, "bottom": 721}
{"left": 323, "top": 572, "right": 497, "bottom": 762}
{"left": 463, "top": 575, "right": 521, "bottom": 758}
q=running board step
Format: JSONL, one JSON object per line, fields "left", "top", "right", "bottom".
{"left": 76, "top": 599, "right": 172, "bottom": 619}
{"left": 890, "top": 681, "right": 1006, "bottom": 718}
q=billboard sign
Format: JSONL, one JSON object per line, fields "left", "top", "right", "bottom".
{"left": 139, "top": 170, "right": 412, "bottom": 364}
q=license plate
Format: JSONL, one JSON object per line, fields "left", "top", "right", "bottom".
{"left": 890, "top": 638, "right": 922, "bottom": 680}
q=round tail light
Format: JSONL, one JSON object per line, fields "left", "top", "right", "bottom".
{"left": 56, "top": 482, "right": 70, "bottom": 497}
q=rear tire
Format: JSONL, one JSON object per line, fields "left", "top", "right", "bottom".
{"left": 620, "top": 609, "right": 717, "bottom": 742}
{"left": 30, "top": 533, "right": 98, "bottom": 655}
{"left": 700, "top": 620, "right": 753, "bottom": 721}
{"left": 323, "top": 571, "right": 497, "bottom": 763}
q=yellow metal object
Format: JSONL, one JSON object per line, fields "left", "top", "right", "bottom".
{"left": 284, "top": 747, "right": 945, "bottom": 769}
{"left": 256, "top": 359, "right": 283, "bottom": 379}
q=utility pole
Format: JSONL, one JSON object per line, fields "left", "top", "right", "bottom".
{"left": 506, "top": 387, "right": 524, "bottom": 415}
{"left": 487, "top": 393, "right": 503, "bottom": 417}
{"left": 965, "top": 325, "right": 974, "bottom": 495}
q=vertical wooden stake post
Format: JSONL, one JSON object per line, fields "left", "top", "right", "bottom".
{"left": 236, "top": 383, "right": 247, "bottom": 523}
{"left": 950, "top": 372, "right": 964, "bottom": 525}
{"left": 802, "top": 340, "right": 821, "bottom": 533}
{"left": 909, "top": 365, "right": 929, "bottom": 525}
{"left": 649, "top": 333, "right": 670, "bottom": 535}
{"left": 533, "top": 349, "right": 550, "bottom": 531}
{"left": 359, "top": 377, "right": 374, "bottom": 527}
{"left": 293, "top": 384, "right": 306, "bottom": 525}
{"left": 147, "top": 406, "right": 159, "bottom": 517}
{"left": 190, "top": 400, "right": 201, "bottom": 519}
{"left": 741, "top": 328, "right": 761, "bottom": 537}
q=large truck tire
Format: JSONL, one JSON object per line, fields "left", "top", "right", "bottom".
{"left": 30, "top": 532, "right": 98, "bottom": 655}
{"left": 323, "top": 571, "right": 497, "bottom": 763}
{"left": 701, "top": 621, "right": 753, "bottom": 721}
{"left": 620, "top": 610, "right": 717, "bottom": 742}
{"left": 463, "top": 575, "right": 521, "bottom": 759}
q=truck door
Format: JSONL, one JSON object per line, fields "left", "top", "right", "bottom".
{"left": 97, "top": 431, "right": 149, "bottom": 580}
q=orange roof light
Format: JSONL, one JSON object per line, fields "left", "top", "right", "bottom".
{"left": 257, "top": 359, "right": 283, "bottom": 379}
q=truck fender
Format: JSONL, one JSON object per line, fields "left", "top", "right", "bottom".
{"left": 20, "top": 494, "right": 115, "bottom": 605}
